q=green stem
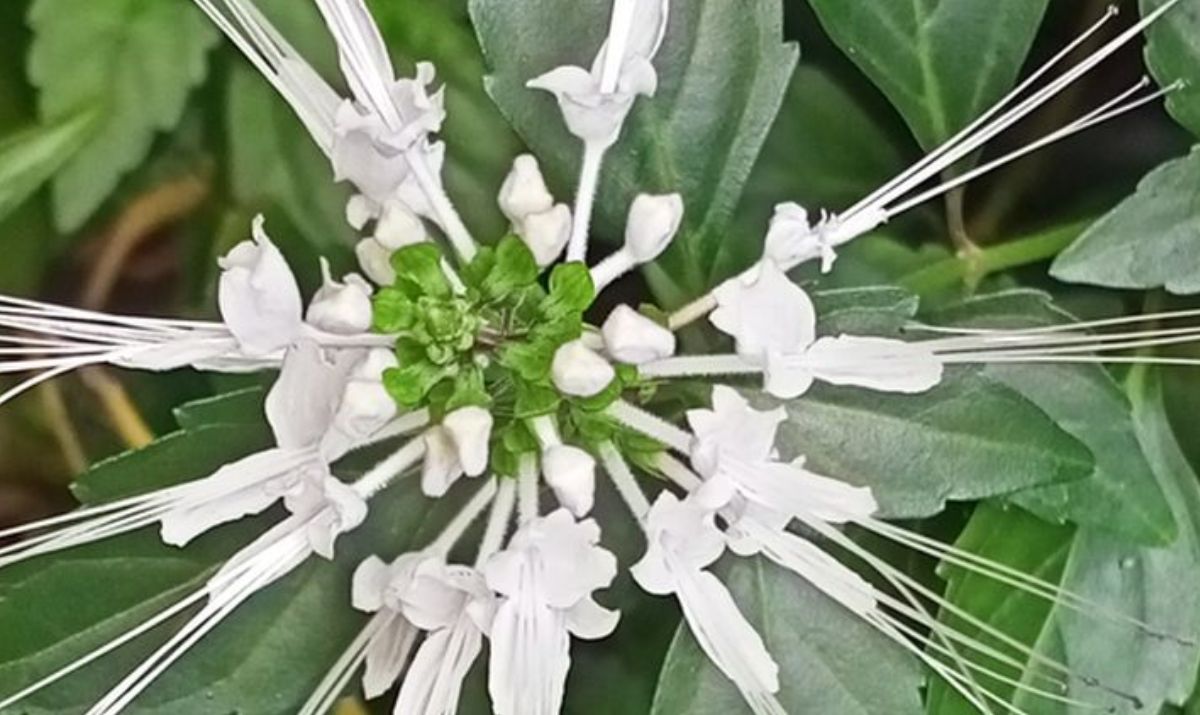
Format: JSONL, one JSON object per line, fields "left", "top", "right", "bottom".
{"left": 899, "top": 219, "right": 1093, "bottom": 296}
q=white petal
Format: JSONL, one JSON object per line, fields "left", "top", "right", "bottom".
{"left": 394, "top": 618, "right": 482, "bottom": 715}
{"left": 677, "top": 568, "right": 781, "bottom": 703}
{"left": 488, "top": 599, "right": 571, "bottom": 715}
{"left": 352, "top": 556, "right": 391, "bottom": 612}
{"left": 158, "top": 449, "right": 301, "bottom": 546}
{"left": 551, "top": 340, "right": 615, "bottom": 397}
{"left": 217, "top": 216, "right": 304, "bottom": 355}
{"left": 541, "top": 445, "right": 597, "bottom": 517}
{"left": 761, "top": 202, "right": 814, "bottom": 267}
{"left": 804, "top": 335, "right": 944, "bottom": 393}
{"left": 527, "top": 65, "right": 634, "bottom": 146}
{"left": 565, "top": 596, "right": 620, "bottom": 640}
{"left": 443, "top": 407, "right": 494, "bottom": 477}
{"left": 400, "top": 558, "right": 467, "bottom": 630}
{"left": 762, "top": 351, "right": 816, "bottom": 399}
{"left": 265, "top": 341, "right": 350, "bottom": 450}
{"left": 710, "top": 261, "right": 816, "bottom": 360}
{"left": 601, "top": 305, "right": 676, "bottom": 364}
{"left": 362, "top": 616, "right": 419, "bottom": 699}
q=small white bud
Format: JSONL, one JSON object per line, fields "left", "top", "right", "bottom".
{"left": 443, "top": 406, "right": 494, "bottom": 477}
{"left": 519, "top": 204, "right": 572, "bottom": 267}
{"left": 601, "top": 305, "right": 676, "bottom": 364}
{"left": 542, "top": 444, "right": 597, "bottom": 517}
{"left": 422, "top": 426, "right": 463, "bottom": 497}
{"left": 356, "top": 238, "right": 396, "bottom": 287}
{"left": 762, "top": 202, "right": 813, "bottom": 266}
{"left": 346, "top": 195, "right": 375, "bottom": 230}
{"left": 551, "top": 340, "right": 616, "bottom": 397}
{"left": 625, "top": 193, "right": 683, "bottom": 263}
{"left": 306, "top": 259, "right": 375, "bottom": 334}
{"left": 499, "top": 154, "right": 555, "bottom": 224}
{"left": 375, "top": 200, "right": 427, "bottom": 250}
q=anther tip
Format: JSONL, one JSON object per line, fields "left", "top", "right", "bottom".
{"left": 1105, "top": 4, "right": 1120, "bottom": 18}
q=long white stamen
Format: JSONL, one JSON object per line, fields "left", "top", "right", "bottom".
{"left": 809, "top": 517, "right": 1143, "bottom": 707}
{"left": 297, "top": 614, "right": 389, "bottom": 715}
{"left": 841, "top": 0, "right": 1181, "bottom": 231}
{"left": 87, "top": 537, "right": 310, "bottom": 715}
{"left": 846, "top": 6, "right": 1121, "bottom": 221}
{"left": 0, "top": 587, "right": 210, "bottom": 710}
{"left": 887, "top": 79, "right": 1179, "bottom": 217}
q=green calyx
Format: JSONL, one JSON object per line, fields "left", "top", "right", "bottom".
{"left": 371, "top": 236, "right": 661, "bottom": 475}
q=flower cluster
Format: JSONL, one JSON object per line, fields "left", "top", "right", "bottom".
{"left": 0, "top": 0, "right": 1196, "bottom": 714}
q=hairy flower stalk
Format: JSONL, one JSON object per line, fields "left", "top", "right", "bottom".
{"left": 1, "top": 0, "right": 1198, "bottom": 714}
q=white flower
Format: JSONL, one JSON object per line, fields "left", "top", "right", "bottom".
{"left": 217, "top": 215, "right": 305, "bottom": 357}
{"left": 602, "top": 304, "right": 676, "bottom": 364}
{"left": 422, "top": 407, "right": 495, "bottom": 497}
{"left": 306, "top": 260, "right": 375, "bottom": 335}
{"left": 551, "top": 339, "right": 616, "bottom": 397}
{"left": 499, "top": 154, "right": 555, "bottom": 224}
{"left": 330, "top": 61, "right": 446, "bottom": 205}
{"left": 484, "top": 509, "right": 619, "bottom": 715}
{"left": 161, "top": 341, "right": 358, "bottom": 546}
{"left": 394, "top": 558, "right": 496, "bottom": 715}
{"left": 352, "top": 554, "right": 425, "bottom": 698}
{"left": 630, "top": 492, "right": 783, "bottom": 715}
{"left": 686, "top": 386, "right": 878, "bottom": 523}
{"left": 322, "top": 348, "right": 399, "bottom": 460}
{"left": 541, "top": 444, "right": 597, "bottom": 517}
{"left": 527, "top": 63, "right": 657, "bottom": 149}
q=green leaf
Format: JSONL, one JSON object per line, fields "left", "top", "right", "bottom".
{"left": 929, "top": 370, "right": 1200, "bottom": 715}
{"left": 472, "top": 0, "right": 798, "bottom": 302}
{"left": 811, "top": 286, "right": 919, "bottom": 336}
{"left": 384, "top": 361, "right": 456, "bottom": 407}
{"left": 392, "top": 243, "right": 452, "bottom": 298}
{"left": 652, "top": 556, "right": 923, "bottom": 715}
{"left": 514, "top": 379, "right": 560, "bottom": 418}
{"left": 0, "top": 109, "right": 97, "bottom": 224}
{"left": 930, "top": 291, "right": 1176, "bottom": 545}
{"left": 1051, "top": 147, "right": 1200, "bottom": 294}
{"left": 482, "top": 235, "right": 539, "bottom": 298}
{"left": 173, "top": 387, "right": 269, "bottom": 431}
{"left": 544, "top": 262, "right": 596, "bottom": 316}
{"left": 28, "top": 0, "right": 218, "bottom": 231}
{"left": 806, "top": 0, "right": 1049, "bottom": 150}
{"left": 777, "top": 370, "right": 1094, "bottom": 519}
{"left": 1141, "top": 0, "right": 1200, "bottom": 138}
{"left": 372, "top": 288, "right": 418, "bottom": 333}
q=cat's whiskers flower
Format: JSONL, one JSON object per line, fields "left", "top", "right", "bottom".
{"left": 667, "top": 0, "right": 1186, "bottom": 331}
